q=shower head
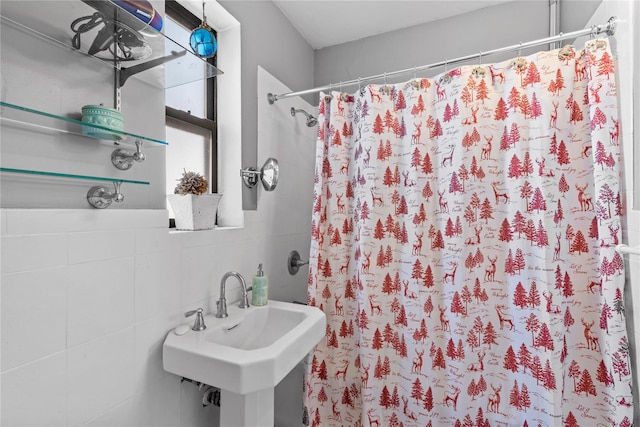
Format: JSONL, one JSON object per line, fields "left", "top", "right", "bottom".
{"left": 291, "top": 107, "right": 318, "bottom": 127}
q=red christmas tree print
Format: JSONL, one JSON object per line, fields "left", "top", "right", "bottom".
{"left": 557, "top": 140, "right": 570, "bottom": 165}
{"left": 317, "top": 386, "right": 327, "bottom": 405}
{"left": 373, "top": 114, "right": 384, "bottom": 134}
{"left": 525, "top": 313, "right": 540, "bottom": 346}
{"left": 424, "top": 387, "right": 434, "bottom": 411}
{"left": 612, "top": 351, "right": 629, "bottom": 380}
{"left": 597, "top": 50, "right": 615, "bottom": 79}
{"left": 570, "top": 230, "right": 589, "bottom": 255}
{"left": 503, "top": 345, "right": 518, "bottom": 372}
{"left": 543, "top": 359, "right": 557, "bottom": 390}
{"left": 530, "top": 187, "right": 547, "bottom": 212}
{"left": 477, "top": 79, "right": 490, "bottom": 103}
{"left": 564, "top": 306, "right": 575, "bottom": 331}
{"left": 468, "top": 379, "right": 478, "bottom": 400}
{"left": 512, "top": 211, "right": 526, "bottom": 238}
{"left": 554, "top": 68, "right": 565, "bottom": 94}
{"left": 525, "top": 61, "right": 541, "bottom": 86}
{"left": 591, "top": 106, "right": 607, "bottom": 129}
{"left": 451, "top": 292, "right": 465, "bottom": 316}
{"left": 494, "top": 97, "right": 509, "bottom": 121}
{"left": 482, "top": 322, "right": 498, "bottom": 349}
{"left": 558, "top": 174, "right": 570, "bottom": 197}
{"left": 518, "top": 343, "right": 531, "bottom": 373}
{"left": 450, "top": 172, "right": 463, "bottom": 194}
{"left": 395, "top": 90, "right": 406, "bottom": 111}
{"left": 520, "top": 93, "right": 532, "bottom": 118}
{"left": 596, "top": 359, "right": 614, "bottom": 387}
{"left": 564, "top": 411, "right": 579, "bottom": 427}
{"left": 535, "top": 322, "right": 554, "bottom": 351}
{"left": 509, "top": 380, "right": 521, "bottom": 408}
{"left": 600, "top": 302, "right": 612, "bottom": 333}
{"left": 530, "top": 92, "right": 542, "bottom": 118}
{"left": 318, "top": 360, "right": 328, "bottom": 380}
{"left": 576, "top": 368, "right": 596, "bottom": 396}
{"left": 562, "top": 271, "right": 574, "bottom": 297}
{"left": 379, "top": 385, "right": 392, "bottom": 408}
{"left": 568, "top": 360, "right": 581, "bottom": 391}
{"left": 508, "top": 154, "right": 523, "bottom": 178}
{"left": 514, "top": 282, "right": 527, "bottom": 308}
{"left": 508, "top": 86, "right": 521, "bottom": 112}
{"left": 570, "top": 100, "right": 583, "bottom": 123}
{"left": 411, "top": 377, "right": 423, "bottom": 404}
{"left": 527, "top": 280, "right": 539, "bottom": 307}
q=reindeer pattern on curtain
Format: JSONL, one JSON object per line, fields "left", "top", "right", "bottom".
{"left": 305, "top": 39, "right": 632, "bottom": 427}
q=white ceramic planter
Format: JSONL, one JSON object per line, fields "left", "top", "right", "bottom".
{"left": 167, "top": 193, "right": 222, "bottom": 230}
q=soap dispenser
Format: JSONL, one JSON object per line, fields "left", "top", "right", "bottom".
{"left": 252, "top": 263, "right": 269, "bottom": 306}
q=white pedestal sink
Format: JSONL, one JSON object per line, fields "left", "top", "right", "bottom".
{"left": 163, "top": 300, "right": 325, "bottom": 427}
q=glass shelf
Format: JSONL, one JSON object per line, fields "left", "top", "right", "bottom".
{"left": 0, "top": 101, "right": 167, "bottom": 147}
{"left": 0, "top": 0, "right": 222, "bottom": 89}
{"left": 0, "top": 167, "right": 150, "bottom": 185}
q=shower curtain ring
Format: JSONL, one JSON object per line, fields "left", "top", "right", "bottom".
{"left": 479, "top": 51, "right": 483, "bottom": 65}
{"left": 358, "top": 77, "right": 361, "bottom": 90}
{"left": 413, "top": 66, "right": 417, "bottom": 80}
{"left": 384, "top": 72, "right": 387, "bottom": 85}
{"left": 444, "top": 59, "right": 448, "bottom": 72}
{"left": 590, "top": 25, "right": 596, "bottom": 39}
{"left": 518, "top": 42, "right": 522, "bottom": 57}
{"left": 558, "top": 32, "right": 564, "bottom": 49}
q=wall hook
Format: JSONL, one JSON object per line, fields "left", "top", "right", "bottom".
{"left": 111, "top": 140, "right": 145, "bottom": 170}
{"left": 87, "top": 181, "right": 124, "bottom": 208}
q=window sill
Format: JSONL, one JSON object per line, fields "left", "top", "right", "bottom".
{"left": 168, "top": 225, "right": 242, "bottom": 234}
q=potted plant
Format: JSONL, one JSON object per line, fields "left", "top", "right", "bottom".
{"left": 167, "top": 170, "right": 222, "bottom": 230}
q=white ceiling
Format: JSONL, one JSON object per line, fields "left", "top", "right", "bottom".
{"left": 273, "top": 1, "right": 515, "bottom": 49}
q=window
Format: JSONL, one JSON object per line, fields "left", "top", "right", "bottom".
{"left": 165, "top": 1, "right": 217, "bottom": 225}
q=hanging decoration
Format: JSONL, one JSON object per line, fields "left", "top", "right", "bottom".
{"left": 189, "top": 0, "right": 217, "bottom": 58}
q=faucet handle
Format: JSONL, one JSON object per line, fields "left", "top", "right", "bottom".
{"left": 185, "top": 308, "right": 206, "bottom": 331}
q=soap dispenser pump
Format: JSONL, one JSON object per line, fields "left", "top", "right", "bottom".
{"left": 252, "top": 263, "right": 268, "bottom": 306}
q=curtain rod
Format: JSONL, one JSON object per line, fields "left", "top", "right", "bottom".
{"left": 267, "top": 16, "right": 617, "bottom": 104}
{"left": 616, "top": 244, "right": 640, "bottom": 256}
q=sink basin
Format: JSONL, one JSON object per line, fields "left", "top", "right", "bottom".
{"left": 163, "top": 300, "right": 325, "bottom": 395}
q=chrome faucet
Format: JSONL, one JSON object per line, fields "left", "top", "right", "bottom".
{"left": 216, "top": 271, "right": 251, "bottom": 318}
{"left": 185, "top": 307, "right": 206, "bottom": 331}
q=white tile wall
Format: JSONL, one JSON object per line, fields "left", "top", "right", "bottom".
{"left": 84, "top": 399, "right": 134, "bottom": 427}
{"left": 67, "top": 258, "right": 135, "bottom": 347}
{"left": 1, "top": 233, "right": 68, "bottom": 274}
{"left": 68, "top": 230, "right": 135, "bottom": 265}
{"left": 1, "top": 352, "right": 67, "bottom": 426}
{"left": 0, "top": 69, "right": 316, "bottom": 426}
{"left": 134, "top": 251, "right": 182, "bottom": 322}
{"left": 1, "top": 267, "right": 67, "bottom": 370}
{"left": 66, "top": 329, "right": 135, "bottom": 426}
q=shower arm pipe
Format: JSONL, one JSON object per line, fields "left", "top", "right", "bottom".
{"left": 616, "top": 244, "right": 640, "bottom": 256}
{"left": 267, "top": 16, "right": 617, "bottom": 104}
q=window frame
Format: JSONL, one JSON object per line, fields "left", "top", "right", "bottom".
{"left": 165, "top": 0, "right": 218, "bottom": 194}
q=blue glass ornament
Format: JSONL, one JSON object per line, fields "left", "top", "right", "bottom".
{"left": 190, "top": 25, "right": 217, "bottom": 58}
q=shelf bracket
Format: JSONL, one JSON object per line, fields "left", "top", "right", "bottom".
{"left": 117, "top": 50, "right": 188, "bottom": 88}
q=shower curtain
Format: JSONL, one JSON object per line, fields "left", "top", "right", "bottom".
{"left": 305, "top": 38, "right": 633, "bottom": 427}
